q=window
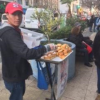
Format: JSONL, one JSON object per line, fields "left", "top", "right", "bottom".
{"left": 17, "top": 0, "right": 22, "bottom": 4}
{"left": 26, "top": 0, "right": 29, "bottom": 5}
{"left": 2, "top": 14, "right": 7, "bottom": 20}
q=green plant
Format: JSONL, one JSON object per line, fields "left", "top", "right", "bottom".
{"left": 49, "top": 17, "right": 87, "bottom": 39}
{"left": 50, "top": 26, "right": 72, "bottom": 39}
{"left": 31, "top": 8, "right": 61, "bottom": 42}
{"left": 79, "top": 20, "right": 87, "bottom": 32}
{"left": 66, "top": 17, "right": 79, "bottom": 26}
{"left": 66, "top": 17, "right": 87, "bottom": 31}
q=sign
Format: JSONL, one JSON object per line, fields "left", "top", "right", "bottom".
{"left": 78, "top": 7, "right": 83, "bottom": 13}
{"left": 56, "top": 59, "right": 69, "bottom": 99}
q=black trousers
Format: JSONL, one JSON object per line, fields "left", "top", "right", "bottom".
{"left": 77, "top": 48, "right": 93, "bottom": 64}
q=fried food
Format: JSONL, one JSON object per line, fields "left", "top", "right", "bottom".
{"left": 41, "top": 43, "right": 72, "bottom": 60}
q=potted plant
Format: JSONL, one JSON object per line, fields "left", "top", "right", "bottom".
{"left": 31, "top": 8, "right": 61, "bottom": 43}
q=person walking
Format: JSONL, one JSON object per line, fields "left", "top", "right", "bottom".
{"left": 93, "top": 15, "right": 98, "bottom": 32}
{"left": 93, "top": 31, "right": 100, "bottom": 100}
{"left": 0, "top": 2, "right": 56, "bottom": 100}
{"left": 89, "top": 15, "right": 94, "bottom": 32}
{"left": 96, "top": 16, "right": 100, "bottom": 32}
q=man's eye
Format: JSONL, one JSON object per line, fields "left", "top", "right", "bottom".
{"left": 12, "top": 12, "right": 22, "bottom": 16}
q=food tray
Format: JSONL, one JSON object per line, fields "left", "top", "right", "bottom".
{"left": 38, "top": 51, "right": 73, "bottom": 64}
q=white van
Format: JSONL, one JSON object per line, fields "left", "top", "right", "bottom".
{"left": 1, "top": 13, "right": 8, "bottom": 24}
{"left": 1, "top": 13, "right": 25, "bottom": 27}
{"left": 20, "top": 14, "right": 25, "bottom": 27}
{"left": 25, "top": 8, "right": 45, "bottom": 29}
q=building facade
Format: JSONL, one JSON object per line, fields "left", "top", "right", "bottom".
{"left": 31, "top": 0, "right": 59, "bottom": 10}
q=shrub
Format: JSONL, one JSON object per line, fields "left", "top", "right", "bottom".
{"left": 50, "top": 17, "right": 87, "bottom": 39}
{"left": 79, "top": 20, "right": 87, "bottom": 32}
{"left": 66, "top": 17, "right": 87, "bottom": 32}
{"left": 50, "top": 25, "right": 72, "bottom": 39}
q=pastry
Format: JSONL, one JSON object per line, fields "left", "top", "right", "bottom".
{"left": 44, "top": 55, "right": 51, "bottom": 60}
{"left": 61, "top": 44, "right": 66, "bottom": 49}
{"left": 58, "top": 52, "right": 63, "bottom": 55}
{"left": 64, "top": 50, "right": 68, "bottom": 54}
{"left": 56, "top": 44, "right": 62, "bottom": 47}
{"left": 64, "top": 53, "right": 68, "bottom": 56}
{"left": 58, "top": 49, "right": 63, "bottom": 53}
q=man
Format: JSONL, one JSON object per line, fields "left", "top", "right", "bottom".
{"left": 93, "top": 31, "right": 100, "bottom": 100}
{"left": 96, "top": 15, "right": 100, "bottom": 32}
{"left": 0, "top": 2, "right": 56, "bottom": 100}
{"left": 93, "top": 15, "right": 98, "bottom": 32}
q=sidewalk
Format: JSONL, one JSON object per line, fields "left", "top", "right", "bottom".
{"left": 0, "top": 28, "right": 98, "bottom": 100}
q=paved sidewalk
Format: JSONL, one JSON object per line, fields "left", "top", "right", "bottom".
{"left": 82, "top": 28, "right": 96, "bottom": 41}
{"left": 0, "top": 28, "right": 98, "bottom": 100}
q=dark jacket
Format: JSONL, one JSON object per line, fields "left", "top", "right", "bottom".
{"left": 89, "top": 15, "right": 94, "bottom": 27}
{"left": 67, "top": 33, "right": 86, "bottom": 49}
{"left": 78, "top": 32, "right": 92, "bottom": 45}
{"left": 93, "top": 31, "right": 100, "bottom": 66}
{"left": 0, "top": 24, "right": 46, "bottom": 82}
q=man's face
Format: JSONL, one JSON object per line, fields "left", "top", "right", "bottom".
{"left": 6, "top": 11, "right": 22, "bottom": 27}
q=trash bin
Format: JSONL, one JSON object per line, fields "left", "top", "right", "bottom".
{"left": 21, "top": 28, "right": 44, "bottom": 48}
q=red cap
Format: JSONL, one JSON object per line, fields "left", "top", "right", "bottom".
{"left": 5, "top": 2, "right": 23, "bottom": 14}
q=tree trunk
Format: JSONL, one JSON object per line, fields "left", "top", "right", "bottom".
{"left": 45, "top": 33, "right": 50, "bottom": 43}
{"left": 67, "top": 4, "right": 72, "bottom": 19}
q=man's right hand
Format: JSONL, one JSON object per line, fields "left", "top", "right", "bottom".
{"left": 45, "top": 43, "right": 56, "bottom": 52}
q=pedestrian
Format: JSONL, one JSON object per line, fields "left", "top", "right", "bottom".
{"left": 93, "top": 15, "right": 98, "bottom": 32}
{"left": 89, "top": 15, "right": 94, "bottom": 32}
{"left": 93, "top": 31, "right": 100, "bottom": 100}
{"left": 96, "top": 15, "right": 100, "bottom": 32}
{"left": 0, "top": 2, "right": 56, "bottom": 100}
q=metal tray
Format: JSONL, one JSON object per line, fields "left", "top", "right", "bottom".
{"left": 38, "top": 51, "right": 73, "bottom": 64}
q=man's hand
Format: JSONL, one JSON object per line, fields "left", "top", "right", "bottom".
{"left": 45, "top": 43, "right": 56, "bottom": 52}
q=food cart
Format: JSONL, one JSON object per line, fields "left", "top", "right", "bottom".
{"left": 37, "top": 44, "right": 73, "bottom": 100}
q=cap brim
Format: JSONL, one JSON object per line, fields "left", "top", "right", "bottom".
{"left": 9, "top": 9, "right": 23, "bottom": 14}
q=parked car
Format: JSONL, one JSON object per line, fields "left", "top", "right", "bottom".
{"left": 20, "top": 14, "right": 25, "bottom": 27}
{"left": 1, "top": 13, "right": 7, "bottom": 24}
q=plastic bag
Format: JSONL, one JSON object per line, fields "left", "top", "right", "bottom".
{"left": 36, "top": 61, "right": 50, "bottom": 90}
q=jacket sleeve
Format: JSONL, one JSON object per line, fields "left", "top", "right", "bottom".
{"left": 4, "top": 29, "right": 46, "bottom": 60}
{"left": 93, "top": 32, "right": 100, "bottom": 60}
{"left": 68, "top": 35, "right": 86, "bottom": 49}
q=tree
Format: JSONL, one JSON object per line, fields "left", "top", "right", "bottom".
{"left": 31, "top": 9, "right": 61, "bottom": 42}
{"left": 60, "top": 0, "right": 74, "bottom": 18}
{"left": 81, "top": 0, "right": 100, "bottom": 12}
{"left": 61, "top": 0, "right": 73, "bottom": 4}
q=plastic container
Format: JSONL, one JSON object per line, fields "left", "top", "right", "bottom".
{"left": 20, "top": 28, "right": 44, "bottom": 48}
{"left": 47, "top": 40, "right": 76, "bottom": 80}
{"left": 29, "top": 39, "right": 76, "bottom": 80}
{"left": 20, "top": 28, "right": 44, "bottom": 79}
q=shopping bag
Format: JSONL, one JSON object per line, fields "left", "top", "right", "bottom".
{"left": 82, "top": 41, "right": 92, "bottom": 53}
{"left": 36, "top": 61, "right": 50, "bottom": 90}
